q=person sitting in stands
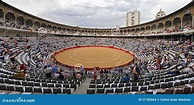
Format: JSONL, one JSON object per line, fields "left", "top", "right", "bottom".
{"left": 20, "top": 63, "right": 26, "bottom": 71}
{"left": 64, "top": 72, "right": 69, "bottom": 80}
{"left": 183, "top": 66, "right": 194, "bottom": 74}
{"left": 174, "top": 70, "right": 180, "bottom": 76}
{"left": 167, "top": 69, "right": 180, "bottom": 76}
{"left": 52, "top": 73, "right": 59, "bottom": 79}
{"left": 122, "top": 73, "right": 130, "bottom": 82}
{"left": 76, "top": 72, "right": 82, "bottom": 79}
{"left": 176, "top": 60, "right": 186, "bottom": 69}
{"left": 58, "top": 72, "right": 64, "bottom": 80}
{"left": 179, "top": 60, "right": 186, "bottom": 67}
{"left": 12, "top": 70, "right": 26, "bottom": 79}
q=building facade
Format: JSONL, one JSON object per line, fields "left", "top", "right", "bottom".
{"left": 0, "top": 0, "right": 193, "bottom": 36}
{"left": 126, "top": 10, "right": 140, "bottom": 26}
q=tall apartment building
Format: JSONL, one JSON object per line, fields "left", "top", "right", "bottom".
{"left": 126, "top": 10, "right": 140, "bottom": 26}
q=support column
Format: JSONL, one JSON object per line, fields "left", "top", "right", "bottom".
{"left": 15, "top": 17, "right": 17, "bottom": 27}
{"left": 32, "top": 21, "right": 35, "bottom": 31}
{"left": 180, "top": 19, "right": 183, "bottom": 29}
{"left": 156, "top": 25, "right": 158, "bottom": 31}
{"left": 3, "top": 14, "right": 5, "bottom": 23}
{"left": 24, "top": 19, "right": 26, "bottom": 26}
{"left": 171, "top": 20, "right": 174, "bottom": 28}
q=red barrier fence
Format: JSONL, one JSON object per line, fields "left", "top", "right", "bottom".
{"left": 53, "top": 46, "right": 135, "bottom": 70}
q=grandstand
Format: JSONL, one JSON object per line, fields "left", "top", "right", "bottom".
{"left": 0, "top": 0, "right": 194, "bottom": 95}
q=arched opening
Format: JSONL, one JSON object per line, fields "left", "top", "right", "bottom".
{"left": 47, "top": 25, "right": 52, "bottom": 32}
{"left": 64, "top": 28, "right": 68, "bottom": 34}
{"left": 173, "top": 17, "right": 181, "bottom": 29}
{"left": 182, "top": 13, "right": 192, "bottom": 27}
{"left": 41, "top": 23, "right": 46, "bottom": 28}
{"left": 0, "top": 8, "right": 4, "bottom": 24}
{"left": 34, "top": 21, "right": 40, "bottom": 31}
{"left": 140, "top": 27, "right": 145, "bottom": 31}
{"left": 16, "top": 16, "right": 24, "bottom": 29}
{"left": 16, "top": 16, "right": 24, "bottom": 25}
{"left": 158, "top": 23, "right": 164, "bottom": 30}
{"left": 123, "top": 30, "right": 127, "bottom": 35}
{"left": 136, "top": 28, "right": 140, "bottom": 32}
{"left": 62, "top": 28, "right": 66, "bottom": 33}
{"left": 165, "top": 20, "right": 172, "bottom": 28}
{"left": 128, "top": 29, "right": 130, "bottom": 34}
{"left": 151, "top": 24, "right": 156, "bottom": 30}
{"left": 146, "top": 26, "right": 150, "bottom": 31}
{"left": 120, "top": 30, "right": 123, "bottom": 35}
{"left": 53, "top": 26, "right": 57, "bottom": 33}
{"left": 5, "top": 12, "right": 15, "bottom": 27}
{"left": 73, "top": 29, "right": 76, "bottom": 34}
{"left": 58, "top": 27, "right": 62, "bottom": 33}
{"left": 26, "top": 19, "right": 33, "bottom": 29}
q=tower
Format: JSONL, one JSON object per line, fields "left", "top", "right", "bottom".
{"left": 156, "top": 9, "right": 166, "bottom": 19}
{"left": 126, "top": 10, "right": 140, "bottom": 26}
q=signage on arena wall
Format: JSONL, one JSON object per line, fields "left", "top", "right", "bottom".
{"left": 0, "top": 95, "right": 193, "bottom": 105}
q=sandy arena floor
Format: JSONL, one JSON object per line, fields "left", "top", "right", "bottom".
{"left": 54, "top": 46, "right": 134, "bottom": 69}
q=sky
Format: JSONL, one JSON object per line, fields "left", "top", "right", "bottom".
{"left": 3, "top": 0, "right": 192, "bottom": 28}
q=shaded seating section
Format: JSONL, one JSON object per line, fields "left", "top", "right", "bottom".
{"left": 87, "top": 70, "right": 194, "bottom": 94}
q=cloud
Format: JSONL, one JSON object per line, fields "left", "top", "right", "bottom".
{"left": 2, "top": 0, "right": 192, "bottom": 28}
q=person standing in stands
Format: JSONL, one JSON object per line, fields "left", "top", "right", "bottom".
{"left": 45, "top": 65, "right": 52, "bottom": 78}
{"left": 52, "top": 65, "right": 58, "bottom": 73}
{"left": 104, "top": 69, "right": 108, "bottom": 79}
{"left": 100, "top": 69, "right": 104, "bottom": 79}
{"left": 51, "top": 65, "right": 58, "bottom": 78}
{"left": 72, "top": 69, "right": 76, "bottom": 79}
{"left": 80, "top": 66, "right": 84, "bottom": 76}
{"left": 93, "top": 71, "right": 97, "bottom": 80}
{"left": 132, "top": 63, "right": 139, "bottom": 81}
{"left": 135, "top": 63, "right": 141, "bottom": 75}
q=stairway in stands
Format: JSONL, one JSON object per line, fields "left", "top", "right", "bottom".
{"left": 73, "top": 78, "right": 92, "bottom": 94}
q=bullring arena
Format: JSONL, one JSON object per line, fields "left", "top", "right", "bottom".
{"left": 54, "top": 46, "right": 134, "bottom": 69}
{"left": 0, "top": 0, "right": 194, "bottom": 95}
